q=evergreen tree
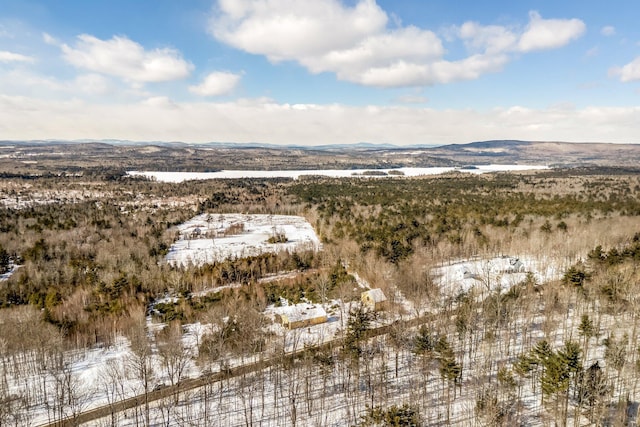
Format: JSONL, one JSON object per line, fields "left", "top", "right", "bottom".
{"left": 357, "top": 404, "right": 420, "bottom": 426}
{"left": 0, "top": 244, "right": 9, "bottom": 274}
{"left": 578, "top": 362, "right": 609, "bottom": 423}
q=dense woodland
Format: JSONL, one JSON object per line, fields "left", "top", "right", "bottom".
{"left": 2, "top": 167, "right": 640, "bottom": 425}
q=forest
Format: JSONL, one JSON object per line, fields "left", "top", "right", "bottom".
{"left": 2, "top": 166, "right": 640, "bottom": 426}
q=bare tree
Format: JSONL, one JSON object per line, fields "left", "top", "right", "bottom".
{"left": 99, "top": 358, "right": 129, "bottom": 426}
{"left": 157, "top": 321, "right": 192, "bottom": 403}
{"left": 128, "top": 321, "right": 156, "bottom": 426}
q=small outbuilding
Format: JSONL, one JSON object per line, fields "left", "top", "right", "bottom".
{"left": 361, "top": 288, "right": 387, "bottom": 312}
{"left": 190, "top": 227, "right": 202, "bottom": 239}
{"left": 276, "top": 304, "right": 328, "bottom": 330}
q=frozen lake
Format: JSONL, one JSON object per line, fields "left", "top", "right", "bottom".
{"left": 127, "top": 165, "right": 549, "bottom": 183}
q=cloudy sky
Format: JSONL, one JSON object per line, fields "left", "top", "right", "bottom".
{"left": 1, "top": 0, "right": 639, "bottom": 145}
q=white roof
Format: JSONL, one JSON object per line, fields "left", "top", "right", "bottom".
{"left": 364, "top": 288, "right": 387, "bottom": 302}
{"left": 275, "top": 304, "right": 327, "bottom": 323}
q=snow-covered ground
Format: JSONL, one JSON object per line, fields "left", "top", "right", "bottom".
{"left": 4, "top": 251, "right": 619, "bottom": 426}
{"left": 12, "top": 331, "right": 203, "bottom": 426}
{"left": 0, "top": 189, "right": 112, "bottom": 209}
{"left": 265, "top": 300, "right": 350, "bottom": 353}
{"left": 166, "top": 213, "right": 321, "bottom": 267}
{"left": 0, "top": 263, "right": 19, "bottom": 282}
{"left": 127, "top": 165, "right": 549, "bottom": 183}
{"left": 89, "top": 302, "right": 626, "bottom": 427}
{"left": 431, "top": 255, "right": 566, "bottom": 298}
{"left": 5, "top": 299, "right": 352, "bottom": 425}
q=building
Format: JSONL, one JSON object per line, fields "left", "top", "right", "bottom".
{"left": 276, "top": 304, "right": 328, "bottom": 330}
{"left": 361, "top": 288, "right": 387, "bottom": 311}
{"left": 188, "top": 226, "right": 204, "bottom": 239}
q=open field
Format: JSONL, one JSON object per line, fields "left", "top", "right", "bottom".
{"left": 166, "top": 213, "right": 321, "bottom": 266}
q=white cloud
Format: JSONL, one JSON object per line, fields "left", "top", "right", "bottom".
{"left": 141, "top": 96, "right": 178, "bottom": 108}
{"left": 517, "top": 11, "right": 585, "bottom": 52}
{"left": 356, "top": 54, "right": 510, "bottom": 87}
{"left": 0, "top": 50, "right": 34, "bottom": 63}
{"left": 610, "top": 57, "right": 640, "bottom": 82}
{"left": 601, "top": 26, "right": 616, "bottom": 37}
{"left": 210, "top": 0, "right": 446, "bottom": 86}
{"left": 74, "top": 73, "right": 112, "bottom": 95}
{"left": 0, "top": 66, "right": 145, "bottom": 101}
{"left": 458, "top": 22, "right": 518, "bottom": 54}
{"left": 210, "top": 1, "right": 585, "bottom": 88}
{"left": 61, "top": 34, "right": 193, "bottom": 84}
{"left": 42, "top": 32, "right": 58, "bottom": 45}
{"left": 458, "top": 11, "right": 586, "bottom": 55}
{"left": 305, "top": 27, "right": 443, "bottom": 79}
{"left": 0, "top": 69, "right": 65, "bottom": 94}
{"left": 212, "top": 0, "right": 388, "bottom": 60}
{"left": 2, "top": 95, "right": 639, "bottom": 145}
{"left": 189, "top": 71, "right": 241, "bottom": 96}
{"left": 394, "top": 94, "right": 428, "bottom": 104}
{"left": 586, "top": 46, "right": 599, "bottom": 57}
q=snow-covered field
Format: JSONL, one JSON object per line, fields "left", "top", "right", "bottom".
{"left": 166, "top": 213, "right": 321, "bottom": 267}
{"left": 127, "top": 165, "right": 549, "bottom": 183}
{"left": 432, "top": 255, "right": 567, "bottom": 297}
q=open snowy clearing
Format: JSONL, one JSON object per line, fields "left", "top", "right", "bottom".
{"left": 127, "top": 165, "right": 549, "bottom": 183}
{"left": 431, "top": 255, "right": 568, "bottom": 298}
{"left": 166, "top": 213, "right": 321, "bottom": 267}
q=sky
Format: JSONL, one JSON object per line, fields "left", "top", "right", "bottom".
{"left": 1, "top": 0, "right": 640, "bottom": 146}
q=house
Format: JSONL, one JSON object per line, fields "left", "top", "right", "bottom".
{"left": 190, "top": 227, "right": 202, "bottom": 239}
{"left": 276, "top": 304, "right": 328, "bottom": 330}
{"left": 361, "top": 288, "right": 387, "bottom": 311}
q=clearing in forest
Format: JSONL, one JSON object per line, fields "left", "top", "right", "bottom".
{"left": 166, "top": 213, "right": 321, "bottom": 267}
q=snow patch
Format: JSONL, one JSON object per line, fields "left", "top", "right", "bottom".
{"left": 166, "top": 213, "right": 321, "bottom": 267}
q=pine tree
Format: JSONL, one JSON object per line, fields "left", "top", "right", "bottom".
{"left": 578, "top": 362, "right": 609, "bottom": 423}
{"left": 558, "top": 341, "right": 582, "bottom": 423}
{"left": 434, "top": 335, "right": 462, "bottom": 423}
{"left": 578, "top": 314, "right": 595, "bottom": 360}
{"left": 0, "top": 245, "right": 9, "bottom": 274}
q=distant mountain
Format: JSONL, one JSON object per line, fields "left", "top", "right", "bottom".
{"left": 1, "top": 139, "right": 434, "bottom": 151}
{"left": 425, "top": 140, "right": 640, "bottom": 167}
{"left": 3, "top": 139, "right": 640, "bottom": 168}
{"left": 439, "top": 140, "right": 530, "bottom": 151}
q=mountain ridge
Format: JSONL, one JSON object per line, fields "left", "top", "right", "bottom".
{"left": 2, "top": 139, "right": 640, "bottom": 171}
